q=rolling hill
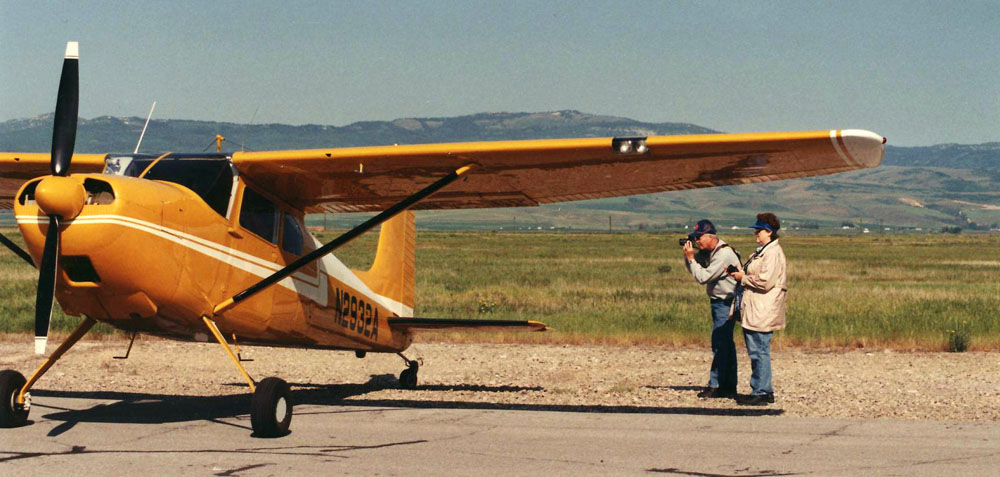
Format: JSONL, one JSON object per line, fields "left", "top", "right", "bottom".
{"left": 2, "top": 111, "right": 998, "bottom": 231}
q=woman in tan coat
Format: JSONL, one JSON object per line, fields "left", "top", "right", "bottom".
{"left": 728, "top": 213, "right": 786, "bottom": 406}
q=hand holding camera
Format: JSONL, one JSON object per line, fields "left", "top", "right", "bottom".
{"left": 680, "top": 236, "right": 696, "bottom": 261}
{"left": 727, "top": 264, "right": 744, "bottom": 281}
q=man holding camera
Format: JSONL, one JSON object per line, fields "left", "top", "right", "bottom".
{"left": 682, "top": 219, "right": 741, "bottom": 399}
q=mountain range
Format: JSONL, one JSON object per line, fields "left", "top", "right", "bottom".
{"left": 2, "top": 111, "right": 998, "bottom": 231}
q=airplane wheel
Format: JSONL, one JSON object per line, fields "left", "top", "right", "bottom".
{"left": 0, "top": 370, "right": 29, "bottom": 428}
{"left": 399, "top": 366, "right": 418, "bottom": 390}
{"left": 251, "top": 377, "right": 292, "bottom": 438}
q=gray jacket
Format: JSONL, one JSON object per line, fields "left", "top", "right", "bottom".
{"left": 685, "top": 239, "right": 741, "bottom": 301}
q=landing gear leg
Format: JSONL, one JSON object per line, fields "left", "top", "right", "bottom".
{"left": 202, "top": 316, "right": 291, "bottom": 438}
{"left": 1, "top": 316, "right": 97, "bottom": 428}
{"left": 397, "top": 353, "right": 420, "bottom": 390}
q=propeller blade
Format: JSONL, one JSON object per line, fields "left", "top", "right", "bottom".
{"left": 50, "top": 41, "right": 79, "bottom": 177}
{"left": 33, "top": 216, "right": 61, "bottom": 355}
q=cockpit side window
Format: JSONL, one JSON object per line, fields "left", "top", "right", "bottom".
{"left": 142, "top": 158, "right": 234, "bottom": 217}
{"left": 239, "top": 187, "right": 279, "bottom": 244}
{"left": 122, "top": 158, "right": 156, "bottom": 177}
{"left": 281, "top": 213, "right": 304, "bottom": 256}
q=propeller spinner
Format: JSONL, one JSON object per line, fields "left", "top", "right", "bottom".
{"left": 32, "top": 41, "right": 80, "bottom": 354}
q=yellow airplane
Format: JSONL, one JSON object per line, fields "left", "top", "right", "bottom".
{"left": 0, "top": 42, "right": 885, "bottom": 437}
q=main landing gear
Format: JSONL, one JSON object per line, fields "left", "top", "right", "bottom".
{"left": 397, "top": 353, "right": 420, "bottom": 390}
{"left": 251, "top": 377, "right": 292, "bottom": 438}
{"left": 202, "top": 317, "right": 291, "bottom": 438}
{"left": 1, "top": 316, "right": 97, "bottom": 429}
{"left": 0, "top": 370, "right": 29, "bottom": 428}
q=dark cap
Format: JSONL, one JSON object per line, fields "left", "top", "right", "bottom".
{"left": 749, "top": 219, "right": 776, "bottom": 232}
{"left": 691, "top": 219, "right": 716, "bottom": 238}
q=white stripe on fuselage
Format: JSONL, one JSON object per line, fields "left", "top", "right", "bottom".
{"left": 14, "top": 214, "right": 413, "bottom": 317}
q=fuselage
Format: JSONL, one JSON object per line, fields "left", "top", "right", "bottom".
{"left": 13, "top": 154, "right": 412, "bottom": 352}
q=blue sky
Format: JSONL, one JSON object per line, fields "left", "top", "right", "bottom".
{"left": 1, "top": 1, "right": 997, "bottom": 146}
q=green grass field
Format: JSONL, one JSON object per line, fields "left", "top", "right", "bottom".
{"left": 2, "top": 229, "right": 998, "bottom": 350}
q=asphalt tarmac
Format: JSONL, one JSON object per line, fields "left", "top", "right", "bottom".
{"left": 1, "top": 393, "right": 997, "bottom": 476}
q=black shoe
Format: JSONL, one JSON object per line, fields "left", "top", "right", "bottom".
{"left": 698, "top": 388, "right": 736, "bottom": 399}
{"left": 737, "top": 393, "right": 775, "bottom": 406}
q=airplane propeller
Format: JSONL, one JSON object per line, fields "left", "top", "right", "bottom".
{"left": 31, "top": 42, "right": 81, "bottom": 354}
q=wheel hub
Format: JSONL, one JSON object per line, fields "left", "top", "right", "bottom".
{"left": 7, "top": 390, "right": 28, "bottom": 412}
{"left": 275, "top": 397, "right": 287, "bottom": 422}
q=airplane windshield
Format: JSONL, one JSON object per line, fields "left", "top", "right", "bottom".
{"left": 103, "top": 154, "right": 157, "bottom": 177}
{"left": 142, "top": 157, "right": 234, "bottom": 217}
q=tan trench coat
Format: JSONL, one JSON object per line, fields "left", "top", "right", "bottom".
{"left": 739, "top": 239, "right": 787, "bottom": 332}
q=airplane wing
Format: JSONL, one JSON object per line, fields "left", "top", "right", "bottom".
{"left": 0, "top": 153, "right": 106, "bottom": 209}
{"left": 387, "top": 317, "right": 547, "bottom": 332}
{"left": 230, "top": 129, "right": 884, "bottom": 213}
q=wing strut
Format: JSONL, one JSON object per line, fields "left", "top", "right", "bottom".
{"left": 213, "top": 164, "right": 474, "bottom": 315}
{"left": 0, "top": 232, "right": 35, "bottom": 268}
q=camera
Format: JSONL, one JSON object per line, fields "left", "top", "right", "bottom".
{"left": 726, "top": 264, "right": 738, "bottom": 274}
{"left": 679, "top": 233, "right": 699, "bottom": 248}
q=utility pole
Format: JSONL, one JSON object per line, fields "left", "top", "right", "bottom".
{"left": 608, "top": 215, "right": 612, "bottom": 233}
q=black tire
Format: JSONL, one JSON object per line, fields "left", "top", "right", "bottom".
{"left": 250, "top": 377, "right": 292, "bottom": 438}
{"left": 0, "top": 370, "right": 29, "bottom": 428}
{"left": 399, "top": 367, "right": 418, "bottom": 389}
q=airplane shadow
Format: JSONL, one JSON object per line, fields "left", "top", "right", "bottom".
{"left": 31, "top": 374, "right": 782, "bottom": 437}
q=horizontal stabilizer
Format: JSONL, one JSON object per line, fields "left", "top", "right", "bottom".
{"left": 387, "top": 317, "right": 547, "bottom": 332}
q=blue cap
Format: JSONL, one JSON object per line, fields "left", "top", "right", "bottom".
{"left": 692, "top": 219, "right": 716, "bottom": 238}
{"left": 749, "top": 219, "right": 776, "bottom": 232}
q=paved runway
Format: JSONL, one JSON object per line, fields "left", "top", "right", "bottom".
{"left": 1, "top": 393, "right": 997, "bottom": 475}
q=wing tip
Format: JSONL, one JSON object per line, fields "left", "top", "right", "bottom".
{"left": 65, "top": 41, "right": 79, "bottom": 59}
{"left": 834, "top": 129, "right": 885, "bottom": 169}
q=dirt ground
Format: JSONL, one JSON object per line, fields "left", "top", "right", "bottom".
{"left": 1, "top": 339, "right": 997, "bottom": 421}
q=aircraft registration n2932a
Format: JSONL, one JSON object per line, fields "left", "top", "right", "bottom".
{"left": 0, "top": 43, "right": 884, "bottom": 437}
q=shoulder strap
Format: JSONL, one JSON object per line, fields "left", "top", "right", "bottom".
{"left": 744, "top": 240, "right": 775, "bottom": 268}
{"left": 714, "top": 243, "right": 741, "bottom": 263}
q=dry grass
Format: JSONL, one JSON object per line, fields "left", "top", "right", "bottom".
{"left": 2, "top": 229, "right": 999, "bottom": 351}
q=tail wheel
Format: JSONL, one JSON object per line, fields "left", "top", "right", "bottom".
{"left": 251, "top": 377, "right": 292, "bottom": 438}
{"left": 0, "top": 370, "right": 29, "bottom": 428}
{"left": 399, "top": 366, "right": 418, "bottom": 390}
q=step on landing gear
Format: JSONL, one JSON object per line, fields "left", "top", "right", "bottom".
{"left": 397, "top": 353, "right": 420, "bottom": 390}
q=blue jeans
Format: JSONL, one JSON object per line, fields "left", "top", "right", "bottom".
{"left": 743, "top": 329, "right": 773, "bottom": 395}
{"left": 709, "top": 299, "right": 737, "bottom": 393}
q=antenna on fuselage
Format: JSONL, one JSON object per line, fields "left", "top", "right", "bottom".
{"left": 133, "top": 101, "right": 156, "bottom": 154}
